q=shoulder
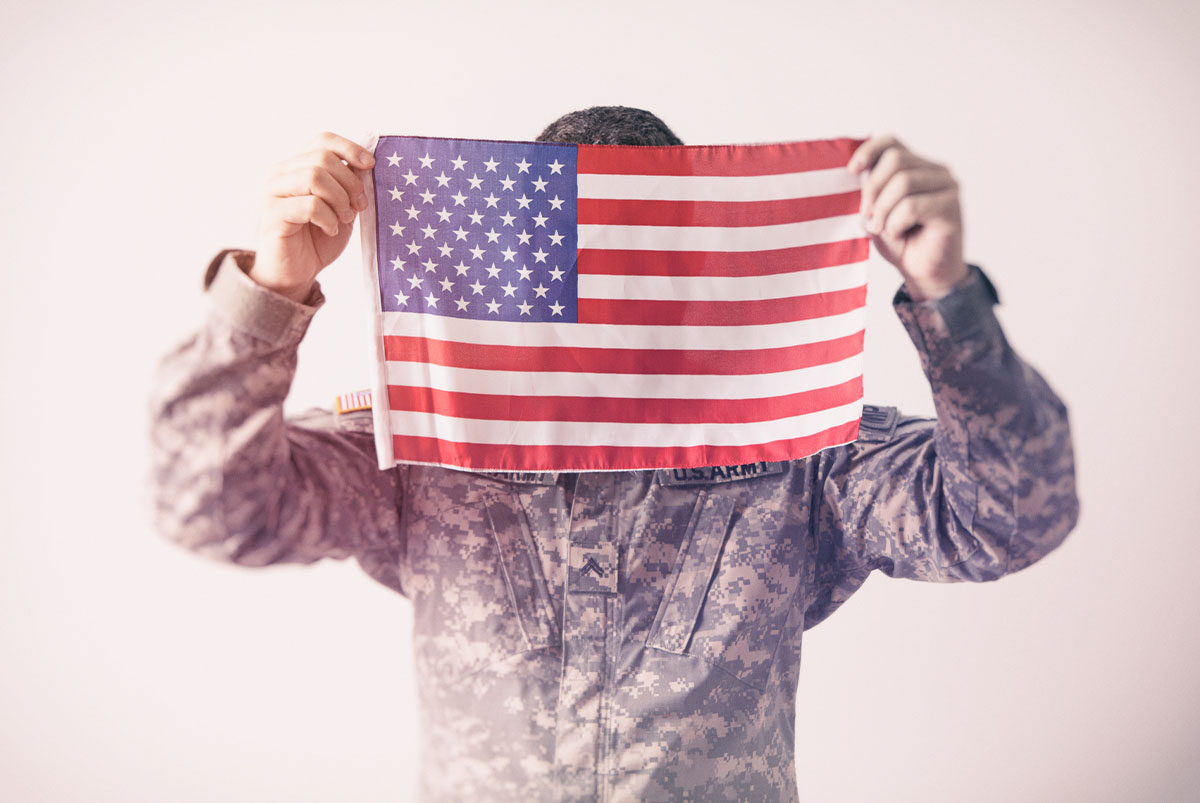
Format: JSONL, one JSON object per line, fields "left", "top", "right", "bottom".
{"left": 286, "top": 389, "right": 377, "bottom": 436}
{"left": 814, "top": 403, "right": 938, "bottom": 476}
{"left": 852, "top": 403, "right": 936, "bottom": 445}
{"left": 856, "top": 404, "right": 901, "bottom": 443}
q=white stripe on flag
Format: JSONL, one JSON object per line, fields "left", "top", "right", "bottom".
{"left": 384, "top": 354, "right": 862, "bottom": 400}
{"left": 577, "top": 214, "right": 863, "bottom": 252}
{"left": 380, "top": 308, "right": 867, "bottom": 351}
{"left": 576, "top": 167, "right": 860, "bottom": 202}
{"left": 577, "top": 260, "right": 867, "bottom": 302}
{"left": 388, "top": 400, "right": 863, "bottom": 447}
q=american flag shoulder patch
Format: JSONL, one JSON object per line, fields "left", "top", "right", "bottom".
{"left": 334, "top": 390, "right": 373, "bottom": 414}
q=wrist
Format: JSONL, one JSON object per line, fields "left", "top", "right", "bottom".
{"left": 258, "top": 279, "right": 316, "bottom": 305}
{"left": 902, "top": 262, "right": 971, "bottom": 302}
{"left": 208, "top": 251, "right": 324, "bottom": 347}
{"left": 246, "top": 261, "right": 316, "bottom": 304}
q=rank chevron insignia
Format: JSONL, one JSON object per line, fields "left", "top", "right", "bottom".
{"left": 579, "top": 557, "right": 605, "bottom": 577}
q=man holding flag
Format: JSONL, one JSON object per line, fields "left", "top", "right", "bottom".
{"left": 149, "top": 107, "right": 1078, "bottom": 802}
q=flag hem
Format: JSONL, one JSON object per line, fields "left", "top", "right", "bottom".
{"left": 385, "top": 428, "right": 863, "bottom": 474}
{"left": 358, "top": 131, "right": 397, "bottom": 471}
{"left": 384, "top": 420, "right": 864, "bottom": 475}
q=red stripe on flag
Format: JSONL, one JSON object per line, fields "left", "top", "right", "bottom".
{"left": 383, "top": 331, "right": 864, "bottom": 375}
{"left": 576, "top": 139, "right": 865, "bottom": 177}
{"left": 391, "top": 419, "right": 861, "bottom": 472}
{"left": 387, "top": 377, "right": 862, "bottom": 425}
{"left": 577, "top": 286, "right": 868, "bottom": 326}
{"left": 576, "top": 238, "right": 868, "bottom": 277}
{"left": 577, "top": 192, "right": 861, "bottom": 227}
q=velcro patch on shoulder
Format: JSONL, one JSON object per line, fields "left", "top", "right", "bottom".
{"left": 478, "top": 471, "right": 560, "bottom": 486}
{"left": 659, "top": 461, "right": 786, "bottom": 486}
{"left": 335, "top": 389, "right": 373, "bottom": 414}
{"left": 334, "top": 410, "right": 375, "bottom": 434}
{"left": 857, "top": 404, "right": 899, "bottom": 443}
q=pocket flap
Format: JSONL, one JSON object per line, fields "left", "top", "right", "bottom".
{"left": 483, "top": 492, "right": 561, "bottom": 650}
{"left": 646, "top": 492, "right": 736, "bottom": 654}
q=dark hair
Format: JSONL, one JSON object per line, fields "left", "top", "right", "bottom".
{"left": 535, "top": 106, "right": 683, "bottom": 146}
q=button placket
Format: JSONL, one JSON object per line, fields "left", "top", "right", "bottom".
{"left": 554, "top": 473, "right": 619, "bottom": 801}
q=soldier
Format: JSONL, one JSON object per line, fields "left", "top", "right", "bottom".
{"left": 148, "top": 107, "right": 1079, "bottom": 802}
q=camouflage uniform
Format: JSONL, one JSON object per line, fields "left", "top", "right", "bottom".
{"left": 149, "top": 249, "right": 1078, "bottom": 802}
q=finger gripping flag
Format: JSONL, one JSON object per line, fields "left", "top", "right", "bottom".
{"left": 359, "top": 135, "right": 869, "bottom": 472}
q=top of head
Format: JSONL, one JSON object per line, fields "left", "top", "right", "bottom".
{"left": 535, "top": 106, "right": 683, "bottom": 147}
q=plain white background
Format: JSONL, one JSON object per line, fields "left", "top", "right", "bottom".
{"left": 2, "top": 0, "right": 1198, "bottom": 800}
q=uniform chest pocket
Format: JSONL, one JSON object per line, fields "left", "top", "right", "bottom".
{"left": 645, "top": 490, "right": 795, "bottom": 692}
{"left": 404, "top": 487, "right": 560, "bottom": 683}
{"left": 482, "top": 491, "right": 561, "bottom": 656}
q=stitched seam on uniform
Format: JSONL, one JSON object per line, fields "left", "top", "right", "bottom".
{"left": 386, "top": 464, "right": 406, "bottom": 597}
{"left": 645, "top": 490, "right": 707, "bottom": 651}
{"left": 597, "top": 475, "right": 617, "bottom": 803}
{"left": 681, "top": 499, "right": 735, "bottom": 656}
{"left": 511, "top": 489, "right": 560, "bottom": 644}
{"left": 810, "top": 456, "right": 849, "bottom": 622}
{"left": 782, "top": 466, "right": 816, "bottom": 655}
{"left": 396, "top": 466, "right": 413, "bottom": 596}
{"left": 484, "top": 494, "right": 535, "bottom": 651}
{"left": 598, "top": 594, "right": 616, "bottom": 803}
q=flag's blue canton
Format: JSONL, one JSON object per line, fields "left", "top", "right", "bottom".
{"left": 374, "top": 137, "right": 579, "bottom": 323}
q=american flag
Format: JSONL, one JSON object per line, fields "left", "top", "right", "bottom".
{"left": 334, "top": 390, "right": 372, "bottom": 414}
{"left": 358, "top": 135, "right": 869, "bottom": 472}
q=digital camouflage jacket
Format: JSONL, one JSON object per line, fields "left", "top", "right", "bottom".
{"left": 148, "top": 250, "right": 1079, "bottom": 802}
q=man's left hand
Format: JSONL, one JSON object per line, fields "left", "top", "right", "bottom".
{"left": 848, "top": 134, "right": 969, "bottom": 301}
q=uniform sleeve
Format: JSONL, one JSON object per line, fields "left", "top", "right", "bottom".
{"left": 147, "top": 250, "right": 405, "bottom": 594}
{"left": 809, "top": 265, "right": 1079, "bottom": 621}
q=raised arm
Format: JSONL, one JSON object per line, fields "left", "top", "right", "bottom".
{"left": 805, "top": 135, "right": 1079, "bottom": 625}
{"left": 147, "top": 135, "right": 406, "bottom": 593}
{"left": 817, "top": 266, "right": 1077, "bottom": 585}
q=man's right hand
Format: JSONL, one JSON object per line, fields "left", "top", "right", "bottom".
{"left": 249, "top": 132, "right": 376, "bottom": 303}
